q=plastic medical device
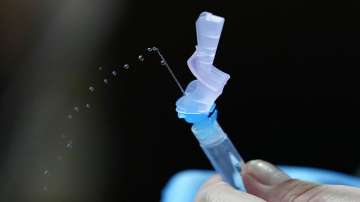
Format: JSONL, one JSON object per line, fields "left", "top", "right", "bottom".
{"left": 176, "top": 11, "right": 245, "bottom": 190}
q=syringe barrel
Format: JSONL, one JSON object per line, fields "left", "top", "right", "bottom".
{"left": 192, "top": 120, "right": 245, "bottom": 190}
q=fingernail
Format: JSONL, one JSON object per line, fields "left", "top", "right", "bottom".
{"left": 246, "top": 160, "right": 289, "bottom": 186}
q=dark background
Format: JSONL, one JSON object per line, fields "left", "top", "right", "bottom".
{"left": 1, "top": 0, "right": 360, "bottom": 201}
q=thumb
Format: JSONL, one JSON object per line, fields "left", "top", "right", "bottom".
{"left": 242, "top": 160, "right": 360, "bottom": 202}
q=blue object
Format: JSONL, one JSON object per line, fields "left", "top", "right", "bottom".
{"left": 161, "top": 168, "right": 360, "bottom": 202}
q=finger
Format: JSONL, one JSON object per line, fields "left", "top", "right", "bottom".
{"left": 242, "top": 160, "right": 360, "bottom": 202}
{"left": 195, "top": 174, "right": 266, "bottom": 202}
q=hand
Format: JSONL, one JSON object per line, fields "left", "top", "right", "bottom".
{"left": 195, "top": 160, "right": 360, "bottom": 202}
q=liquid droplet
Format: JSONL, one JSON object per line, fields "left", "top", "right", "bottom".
{"left": 67, "top": 114, "right": 73, "bottom": 119}
{"left": 138, "top": 55, "right": 144, "bottom": 62}
{"left": 89, "top": 86, "right": 95, "bottom": 92}
{"left": 147, "top": 47, "right": 152, "bottom": 52}
{"left": 74, "top": 106, "right": 80, "bottom": 112}
{"left": 85, "top": 103, "right": 91, "bottom": 109}
{"left": 44, "top": 170, "right": 49, "bottom": 176}
{"left": 160, "top": 60, "right": 166, "bottom": 66}
{"left": 123, "top": 64, "right": 130, "bottom": 69}
{"left": 152, "top": 46, "right": 158, "bottom": 51}
{"left": 103, "top": 78, "right": 108, "bottom": 84}
{"left": 98, "top": 66, "right": 103, "bottom": 71}
{"left": 112, "top": 70, "right": 117, "bottom": 76}
{"left": 66, "top": 140, "right": 73, "bottom": 149}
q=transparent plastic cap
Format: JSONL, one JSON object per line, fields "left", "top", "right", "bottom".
{"left": 196, "top": 12, "right": 224, "bottom": 48}
{"left": 176, "top": 11, "right": 230, "bottom": 115}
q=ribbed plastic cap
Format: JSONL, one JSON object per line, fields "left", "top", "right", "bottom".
{"left": 176, "top": 12, "right": 230, "bottom": 115}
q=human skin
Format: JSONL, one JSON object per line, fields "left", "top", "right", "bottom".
{"left": 195, "top": 160, "right": 360, "bottom": 202}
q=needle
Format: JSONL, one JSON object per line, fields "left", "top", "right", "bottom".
{"left": 153, "top": 47, "right": 185, "bottom": 94}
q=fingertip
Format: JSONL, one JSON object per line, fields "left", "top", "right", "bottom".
{"left": 241, "top": 159, "right": 290, "bottom": 200}
{"left": 242, "top": 170, "right": 270, "bottom": 198}
{"left": 242, "top": 159, "right": 289, "bottom": 186}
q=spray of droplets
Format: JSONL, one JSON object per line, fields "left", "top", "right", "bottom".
{"left": 43, "top": 46, "right": 179, "bottom": 192}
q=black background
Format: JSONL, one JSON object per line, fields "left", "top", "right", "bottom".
{"left": 1, "top": 0, "right": 360, "bottom": 201}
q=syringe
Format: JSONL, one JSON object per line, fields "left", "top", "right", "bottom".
{"left": 175, "top": 12, "right": 245, "bottom": 190}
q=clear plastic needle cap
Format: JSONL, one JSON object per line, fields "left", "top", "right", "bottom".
{"left": 176, "top": 12, "right": 230, "bottom": 116}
